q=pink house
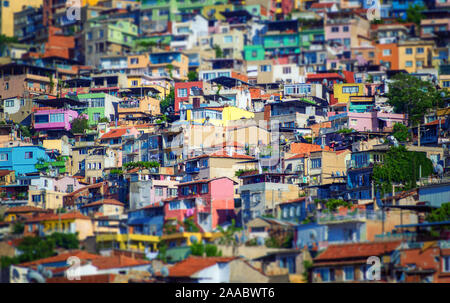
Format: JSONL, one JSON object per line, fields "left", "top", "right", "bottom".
{"left": 163, "top": 177, "right": 237, "bottom": 232}
{"left": 329, "top": 111, "right": 407, "bottom": 132}
{"left": 33, "top": 108, "right": 79, "bottom": 131}
{"left": 53, "top": 176, "right": 84, "bottom": 193}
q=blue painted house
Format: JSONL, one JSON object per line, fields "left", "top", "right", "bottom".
{"left": 278, "top": 197, "right": 315, "bottom": 224}
{"left": 0, "top": 146, "right": 48, "bottom": 176}
{"left": 127, "top": 202, "right": 165, "bottom": 236}
{"left": 391, "top": 0, "right": 425, "bottom": 19}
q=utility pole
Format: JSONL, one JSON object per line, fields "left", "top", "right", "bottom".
{"left": 417, "top": 124, "right": 421, "bottom": 147}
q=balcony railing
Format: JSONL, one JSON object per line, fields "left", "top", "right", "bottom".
{"left": 316, "top": 209, "right": 382, "bottom": 224}
{"left": 186, "top": 166, "right": 200, "bottom": 173}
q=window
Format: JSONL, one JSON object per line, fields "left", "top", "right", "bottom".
{"left": 67, "top": 184, "right": 74, "bottom": 193}
{"left": 343, "top": 26, "right": 349, "bottom": 32}
{"left": 3, "top": 1, "right": 9, "bottom": 7}
{"left": 169, "top": 201, "right": 180, "bottom": 210}
{"left": 130, "top": 58, "right": 139, "bottom": 64}
{"left": 343, "top": 38, "right": 351, "bottom": 47}
{"left": 201, "top": 183, "right": 208, "bottom": 194}
{"left": 443, "top": 256, "right": 450, "bottom": 273}
{"left": 93, "top": 113, "right": 101, "bottom": 122}
{"left": 182, "top": 186, "right": 189, "bottom": 196}
{"left": 99, "top": 30, "right": 104, "bottom": 39}
{"left": 0, "top": 153, "right": 8, "bottom": 161}
{"left": 50, "top": 113, "right": 64, "bottom": 123}
{"left": 260, "top": 65, "right": 271, "bottom": 72}
{"left": 342, "top": 86, "right": 359, "bottom": 94}
{"left": 416, "top": 61, "right": 423, "bottom": 67}
{"left": 405, "top": 48, "right": 413, "bottom": 55}
{"left": 87, "top": 32, "right": 92, "bottom": 40}
{"left": 311, "top": 158, "right": 322, "bottom": 169}
{"left": 283, "top": 67, "right": 291, "bottom": 74}
{"left": 155, "top": 187, "right": 164, "bottom": 196}
{"left": 369, "top": 52, "right": 375, "bottom": 58}
{"left": 217, "top": 72, "right": 230, "bottom": 77}
{"left": 417, "top": 47, "right": 424, "bottom": 54}
{"left": 131, "top": 80, "right": 138, "bottom": 86}
{"left": 383, "top": 49, "right": 391, "bottom": 56}
{"left": 177, "top": 88, "right": 188, "bottom": 98}
{"left": 251, "top": 50, "right": 257, "bottom": 58}
{"left": 32, "top": 195, "right": 41, "bottom": 202}
{"left": 98, "top": 162, "right": 102, "bottom": 170}
{"left": 443, "top": 81, "right": 450, "bottom": 88}
{"left": 5, "top": 82, "right": 8, "bottom": 90}
{"left": 224, "top": 35, "right": 233, "bottom": 43}
{"left": 405, "top": 61, "right": 413, "bottom": 67}
{"left": 5, "top": 99, "right": 14, "bottom": 107}
{"left": 331, "top": 27, "right": 339, "bottom": 32}
{"left": 25, "top": 152, "right": 33, "bottom": 159}
{"left": 344, "top": 266, "right": 354, "bottom": 281}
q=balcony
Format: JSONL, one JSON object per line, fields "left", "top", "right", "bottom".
{"left": 317, "top": 209, "right": 381, "bottom": 224}
{"left": 185, "top": 166, "right": 200, "bottom": 174}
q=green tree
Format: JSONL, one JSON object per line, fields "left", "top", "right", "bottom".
{"left": 217, "top": 219, "right": 241, "bottom": 256}
{"left": 187, "top": 71, "right": 198, "bottom": 81}
{"left": 12, "top": 221, "right": 24, "bottom": 234}
{"left": 184, "top": 217, "right": 199, "bottom": 232}
{"left": 160, "top": 87, "right": 175, "bottom": 114}
{"left": 392, "top": 123, "right": 410, "bottom": 142}
{"left": 373, "top": 145, "right": 434, "bottom": 196}
{"left": 302, "top": 260, "right": 313, "bottom": 282}
{"left": 48, "top": 233, "right": 79, "bottom": 249}
{"left": 190, "top": 242, "right": 205, "bottom": 256}
{"left": 426, "top": 202, "right": 450, "bottom": 223}
{"left": 386, "top": 73, "right": 446, "bottom": 125}
{"left": 405, "top": 4, "right": 425, "bottom": 27}
{"left": 205, "top": 244, "right": 222, "bottom": 257}
{"left": 70, "top": 116, "right": 89, "bottom": 134}
{"left": 214, "top": 44, "right": 223, "bottom": 58}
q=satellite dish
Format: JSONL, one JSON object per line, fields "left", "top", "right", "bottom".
{"left": 241, "top": 234, "right": 247, "bottom": 243}
{"left": 256, "top": 236, "right": 265, "bottom": 246}
{"left": 160, "top": 266, "right": 169, "bottom": 278}
{"left": 435, "top": 164, "right": 444, "bottom": 175}
{"left": 190, "top": 235, "right": 198, "bottom": 244}
{"left": 179, "top": 226, "right": 185, "bottom": 233}
{"left": 147, "top": 265, "right": 154, "bottom": 275}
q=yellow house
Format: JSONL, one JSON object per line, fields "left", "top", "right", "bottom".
{"left": 40, "top": 212, "right": 94, "bottom": 240}
{"left": 96, "top": 233, "right": 160, "bottom": 252}
{"left": 201, "top": 4, "right": 234, "bottom": 20}
{"left": 186, "top": 105, "right": 254, "bottom": 127}
{"left": 439, "top": 74, "right": 450, "bottom": 91}
{"left": 161, "top": 231, "right": 222, "bottom": 247}
{"left": 398, "top": 40, "right": 435, "bottom": 73}
{"left": 0, "top": 170, "right": 15, "bottom": 186}
{"left": 28, "top": 189, "right": 65, "bottom": 210}
{"left": 333, "top": 83, "right": 365, "bottom": 105}
{"left": 0, "top": 0, "right": 42, "bottom": 37}
{"left": 4, "top": 205, "right": 48, "bottom": 222}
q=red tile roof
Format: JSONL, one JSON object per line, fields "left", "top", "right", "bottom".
{"left": 279, "top": 197, "right": 307, "bottom": 205}
{"left": 0, "top": 170, "right": 13, "bottom": 177}
{"left": 315, "top": 241, "right": 402, "bottom": 262}
{"left": 424, "top": 118, "right": 446, "bottom": 126}
{"left": 290, "top": 143, "right": 330, "bottom": 154}
{"left": 19, "top": 250, "right": 102, "bottom": 267}
{"left": 90, "top": 255, "right": 151, "bottom": 270}
{"left": 5, "top": 206, "right": 48, "bottom": 214}
{"left": 47, "top": 274, "right": 118, "bottom": 283}
{"left": 311, "top": 2, "right": 334, "bottom": 8}
{"left": 81, "top": 199, "right": 125, "bottom": 208}
{"left": 287, "top": 153, "right": 307, "bottom": 160}
{"left": 174, "top": 176, "right": 238, "bottom": 188}
{"left": 101, "top": 128, "right": 132, "bottom": 139}
{"left": 163, "top": 256, "right": 236, "bottom": 277}
{"left": 25, "top": 211, "right": 91, "bottom": 223}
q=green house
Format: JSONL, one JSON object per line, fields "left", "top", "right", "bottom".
{"left": 244, "top": 45, "right": 265, "bottom": 61}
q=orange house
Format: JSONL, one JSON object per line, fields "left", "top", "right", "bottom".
{"left": 375, "top": 43, "right": 399, "bottom": 70}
